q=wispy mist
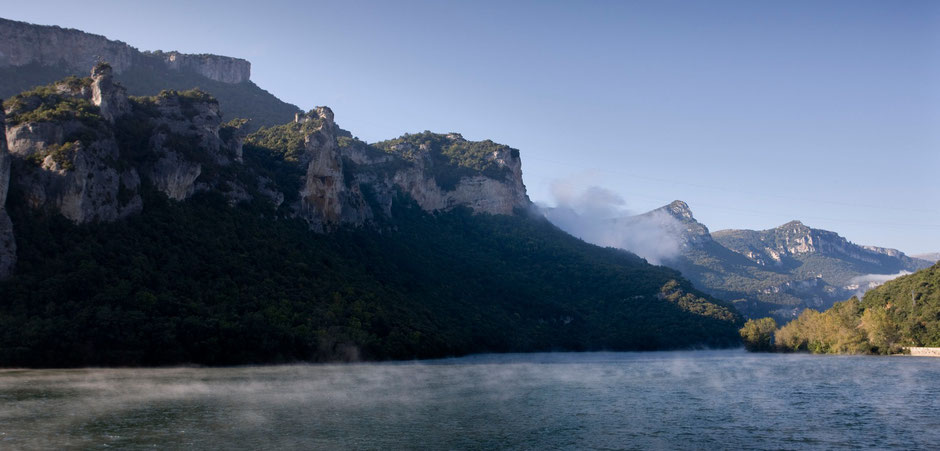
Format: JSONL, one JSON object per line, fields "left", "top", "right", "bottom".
{"left": 539, "top": 178, "right": 682, "bottom": 264}
{"left": 846, "top": 271, "right": 912, "bottom": 296}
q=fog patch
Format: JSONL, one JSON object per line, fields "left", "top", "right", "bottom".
{"left": 539, "top": 178, "right": 682, "bottom": 264}
{"left": 845, "top": 271, "right": 911, "bottom": 296}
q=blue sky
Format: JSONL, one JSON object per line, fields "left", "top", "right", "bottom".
{"left": 5, "top": 0, "right": 939, "bottom": 254}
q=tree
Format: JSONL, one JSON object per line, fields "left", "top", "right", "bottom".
{"left": 860, "top": 307, "right": 901, "bottom": 354}
{"left": 739, "top": 317, "right": 777, "bottom": 352}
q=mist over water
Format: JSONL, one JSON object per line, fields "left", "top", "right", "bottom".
{"left": 1, "top": 350, "right": 938, "bottom": 450}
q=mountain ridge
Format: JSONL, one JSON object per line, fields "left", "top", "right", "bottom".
{"left": 622, "top": 201, "right": 932, "bottom": 320}
{"left": 0, "top": 17, "right": 300, "bottom": 130}
{"left": 0, "top": 60, "right": 742, "bottom": 365}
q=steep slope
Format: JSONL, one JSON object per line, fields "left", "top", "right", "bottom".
{"left": 606, "top": 202, "right": 931, "bottom": 321}
{"left": 0, "top": 73, "right": 742, "bottom": 366}
{"left": 0, "top": 17, "right": 299, "bottom": 130}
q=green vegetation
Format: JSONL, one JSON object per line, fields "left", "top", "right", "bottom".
{"left": 739, "top": 317, "right": 777, "bottom": 352}
{"left": 23, "top": 141, "right": 79, "bottom": 171}
{"left": 745, "top": 262, "right": 940, "bottom": 354}
{"left": 246, "top": 120, "right": 322, "bottom": 163}
{"left": 2, "top": 77, "right": 101, "bottom": 128}
{"left": 0, "top": 184, "right": 742, "bottom": 366}
{"left": 374, "top": 131, "right": 516, "bottom": 190}
{"left": 0, "top": 71, "right": 745, "bottom": 367}
{"left": 0, "top": 60, "right": 300, "bottom": 131}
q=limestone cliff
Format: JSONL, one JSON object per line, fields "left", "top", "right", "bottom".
{"left": 366, "top": 131, "right": 529, "bottom": 217}
{"left": 0, "top": 103, "right": 15, "bottom": 279}
{"left": 2, "top": 68, "right": 531, "bottom": 281}
{"left": 2, "top": 65, "right": 251, "bottom": 229}
{"left": 248, "top": 112, "right": 530, "bottom": 231}
{"left": 0, "top": 18, "right": 250, "bottom": 84}
{"left": 4, "top": 66, "right": 142, "bottom": 223}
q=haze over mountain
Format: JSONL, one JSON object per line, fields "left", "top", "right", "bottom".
{"left": 0, "top": 19, "right": 742, "bottom": 366}
{"left": 914, "top": 253, "right": 940, "bottom": 263}
{"left": 544, "top": 198, "right": 932, "bottom": 321}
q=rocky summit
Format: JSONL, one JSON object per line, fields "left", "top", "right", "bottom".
{"left": 640, "top": 202, "right": 933, "bottom": 320}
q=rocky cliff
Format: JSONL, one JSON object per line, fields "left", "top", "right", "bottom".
{"left": 2, "top": 64, "right": 253, "bottom": 229}
{"left": 0, "top": 69, "right": 530, "bottom": 277}
{"left": 248, "top": 116, "right": 530, "bottom": 232}
{"left": 0, "top": 18, "right": 250, "bottom": 84}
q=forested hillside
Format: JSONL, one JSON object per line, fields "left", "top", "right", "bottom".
{"left": 741, "top": 262, "right": 940, "bottom": 354}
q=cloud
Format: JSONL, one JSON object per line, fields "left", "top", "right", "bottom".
{"left": 539, "top": 177, "right": 682, "bottom": 265}
{"left": 846, "top": 271, "right": 911, "bottom": 296}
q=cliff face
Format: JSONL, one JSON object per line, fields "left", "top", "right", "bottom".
{"left": 0, "top": 18, "right": 250, "bottom": 84}
{"left": 0, "top": 103, "right": 14, "bottom": 279}
{"left": 252, "top": 112, "right": 530, "bottom": 232}
{"left": 4, "top": 67, "right": 141, "bottom": 224}
{"left": 2, "top": 65, "right": 250, "bottom": 230}
{"left": 0, "top": 70, "right": 530, "bottom": 277}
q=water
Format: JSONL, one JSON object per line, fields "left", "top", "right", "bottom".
{"left": 1, "top": 350, "right": 938, "bottom": 450}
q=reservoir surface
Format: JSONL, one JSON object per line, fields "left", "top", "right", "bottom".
{"left": 1, "top": 350, "right": 938, "bottom": 449}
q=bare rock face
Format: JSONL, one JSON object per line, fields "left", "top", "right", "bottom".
{"left": 4, "top": 73, "right": 142, "bottom": 224}
{"left": 90, "top": 63, "right": 130, "bottom": 123}
{"left": 0, "top": 105, "right": 15, "bottom": 279}
{"left": 288, "top": 108, "right": 531, "bottom": 231}
{"left": 142, "top": 90, "right": 246, "bottom": 202}
{"left": 297, "top": 107, "right": 371, "bottom": 230}
{"left": 0, "top": 18, "right": 250, "bottom": 84}
{"left": 159, "top": 52, "right": 251, "bottom": 84}
{"left": 13, "top": 137, "right": 141, "bottom": 223}
{"left": 0, "top": 18, "right": 135, "bottom": 73}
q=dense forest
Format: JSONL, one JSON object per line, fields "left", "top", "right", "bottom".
{"left": 740, "top": 262, "right": 940, "bottom": 354}
{"left": 0, "top": 65, "right": 748, "bottom": 367}
{"left": 0, "top": 188, "right": 742, "bottom": 366}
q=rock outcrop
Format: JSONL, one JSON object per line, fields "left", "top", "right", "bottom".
{"left": 90, "top": 63, "right": 130, "bottom": 122}
{"left": 4, "top": 68, "right": 142, "bottom": 224}
{"left": 0, "top": 103, "right": 15, "bottom": 279}
{"left": 274, "top": 111, "right": 530, "bottom": 231}
{"left": 0, "top": 18, "right": 250, "bottom": 84}
{"left": 295, "top": 107, "right": 371, "bottom": 230}
{"left": 2, "top": 66, "right": 251, "bottom": 229}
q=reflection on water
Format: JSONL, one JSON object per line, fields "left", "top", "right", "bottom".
{"left": 1, "top": 350, "right": 938, "bottom": 449}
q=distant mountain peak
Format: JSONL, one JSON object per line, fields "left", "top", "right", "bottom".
{"left": 663, "top": 200, "right": 694, "bottom": 220}
{"left": 636, "top": 200, "right": 711, "bottom": 248}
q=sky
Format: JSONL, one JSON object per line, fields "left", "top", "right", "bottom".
{"left": 5, "top": 0, "right": 939, "bottom": 254}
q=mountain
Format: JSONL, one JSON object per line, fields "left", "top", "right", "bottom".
{"left": 0, "top": 17, "right": 299, "bottom": 130}
{"left": 593, "top": 201, "right": 932, "bottom": 322}
{"left": 913, "top": 253, "right": 940, "bottom": 263}
{"left": 0, "top": 65, "right": 742, "bottom": 366}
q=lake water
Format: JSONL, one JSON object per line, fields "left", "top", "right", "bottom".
{"left": 1, "top": 350, "right": 938, "bottom": 450}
